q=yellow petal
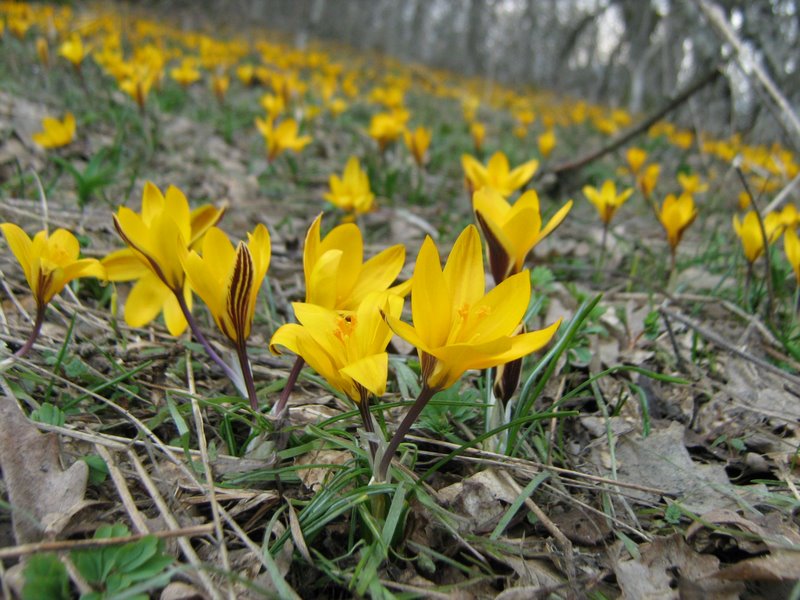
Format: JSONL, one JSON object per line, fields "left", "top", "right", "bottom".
{"left": 443, "top": 225, "right": 484, "bottom": 309}
{"left": 124, "top": 273, "right": 171, "bottom": 328}
{"left": 340, "top": 353, "right": 388, "bottom": 398}
{"left": 1, "top": 223, "right": 34, "bottom": 287}
{"left": 102, "top": 248, "right": 150, "bottom": 281}
{"left": 411, "top": 236, "right": 451, "bottom": 348}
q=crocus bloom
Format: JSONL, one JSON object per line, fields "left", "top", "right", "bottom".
{"left": 36, "top": 36, "right": 49, "bottom": 68}
{"left": 677, "top": 173, "right": 709, "bottom": 195}
{"left": 384, "top": 225, "right": 560, "bottom": 392}
{"left": 537, "top": 129, "right": 556, "bottom": 158}
{"left": 368, "top": 110, "right": 408, "bottom": 152}
{"left": 732, "top": 211, "right": 783, "bottom": 264}
{"left": 103, "top": 182, "right": 224, "bottom": 336}
{"left": 583, "top": 180, "right": 634, "bottom": 225}
{"left": 182, "top": 225, "right": 271, "bottom": 344}
{"left": 1, "top": 224, "right": 105, "bottom": 310}
{"left": 303, "top": 214, "right": 406, "bottom": 310}
{"left": 259, "top": 93, "right": 285, "bottom": 121}
{"left": 473, "top": 187, "right": 572, "bottom": 283}
{"left": 470, "top": 122, "right": 486, "bottom": 153}
{"left": 211, "top": 73, "right": 230, "bottom": 104}
{"left": 461, "top": 151, "right": 539, "bottom": 198}
{"left": 785, "top": 228, "right": 800, "bottom": 285}
{"left": 780, "top": 204, "right": 800, "bottom": 229}
{"left": 32, "top": 113, "right": 76, "bottom": 149}
{"left": 636, "top": 164, "right": 660, "bottom": 199}
{"left": 270, "top": 292, "right": 404, "bottom": 403}
{"left": 324, "top": 156, "right": 374, "bottom": 216}
{"left": 658, "top": 193, "right": 697, "bottom": 251}
{"left": 404, "top": 126, "right": 431, "bottom": 167}
{"left": 58, "top": 34, "right": 85, "bottom": 69}
{"left": 258, "top": 118, "right": 312, "bottom": 162}
{"left": 626, "top": 147, "right": 647, "bottom": 176}
{"left": 170, "top": 60, "right": 201, "bottom": 87}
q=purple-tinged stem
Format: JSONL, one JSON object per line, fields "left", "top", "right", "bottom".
{"left": 13, "top": 306, "right": 45, "bottom": 359}
{"left": 376, "top": 385, "right": 437, "bottom": 483}
{"left": 235, "top": 339, "right": 259, "bottom": 411}
{"left": 175, "top": 290, "right": 240, "bottom": 388}
{"left": 273, "top": 355, "right": 304, "bottom": 416}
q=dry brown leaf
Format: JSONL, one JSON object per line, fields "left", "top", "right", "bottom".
{"left": 715, "top": 551, "right": 800, "bottom": 581}
{"left": 438, "top": 468, "right": 518, "bottom": 534}
{"left": 614, "top": 534, "right": 743, "bottom": 600}
{"left": 0, "top": 391, "right": 88, "bottom": 544}
{"left": 295, "top": 449, "right": 351, "bottom": 492}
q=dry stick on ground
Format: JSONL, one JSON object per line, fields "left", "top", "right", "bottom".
{"left": 0, "top": 525, "right": 215, "bottom": 560}
{"left": 659, "top": 306, "right": 800, "bottom": 389}
{"left": 543, "top": 65, "right": 722, "bottom": 179}
{"left": 694, "top": 0, "right": 800, "bottom": 148}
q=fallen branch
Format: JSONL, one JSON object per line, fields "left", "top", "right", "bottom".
{"left": 545, "top": 65, "right": 721, "bottom": 178}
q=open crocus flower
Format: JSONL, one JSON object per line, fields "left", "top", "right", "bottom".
{"left": 368, "top": 110, "right": 408, "bottom": 152}
{"left": 303, "top": 213, "right": 407, "bottom": 310}
{"left": 103, "top": 182, "right": 224, "bottom": 336}
{"left": 473, "top": 187, "right": 572, "bottom": 284}
{"left": 461, "top": 151, "right": 538, "bottom": 198}
{"left": 32, "top": 113, "right": 76, "bottom": 149}
{"left": 732, "top": 210, "right": 783, "bottom": 264}
{"left": 583, "top": 180, "right": 634, "bottom": 225}
{"left": 658, "top": 193, "right": 697, "bottom": 252}
{"left": 258, "top": 117, "right": 312, "bottom": 162}
{"left": 636, "top": 164, "right": 660, "bottom": 200}
{"left": 1, "top": 224, "right": 105, "bottom": 356}
{"left": 270, "top": 292, "right": 403, "bottom": 404}
{"left": 182, "top": 225, "right": 271, "bottom": 345}
{"left": 384, "top": 225, "right": 560, "bottom": 392}
{"left": 324, "top": 156, "right": 374, "bottom": 216}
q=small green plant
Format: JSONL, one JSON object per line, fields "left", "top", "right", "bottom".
{"left": 52, "top": 147, "right": 120, "bottom": 211}
{"left": 22, "top": 554, "right": 70, "bottom": 600}
{"left": 70, "top": 524, "right": 173, "bottom": 599}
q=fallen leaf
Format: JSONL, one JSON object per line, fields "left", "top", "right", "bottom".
{"left": 0, "top": 390, "right": 88, "bottom": 544}
{"left": 614, "top": 534, "right": 743, "bottom": 599}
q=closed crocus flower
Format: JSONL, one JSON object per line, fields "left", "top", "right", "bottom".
{"left": 784, "top": 228, "right": 800, "bottom": 285}
{"left": 404, "top": 126, "right": 431, "bottom": 167}
{"left": 732, "top": 210, "right": 783, "bottom": 264}
{"left": 658, "top": 193, "right": 697, "bottom": 252}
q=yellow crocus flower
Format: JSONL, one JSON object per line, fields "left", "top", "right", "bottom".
{"left": 32, "top": 113, "right": 76, "bottom": 149}
{"left": 270, "top": 292, "right": 404, "bottom": 403}
{"left": 211, "top": 73, "right": 230, "bottom": 104}
{"left": 383, "top": 225, "right": 560, "bottom": 392}
{"left": 677, "top": 172, "right": 709, "bottom": 195}
{"left": 170, "top": 60, "right": 201, "bottom": 87}
{"left": 470, "top": 121, "right": 486, "bottom": 153}
{"left": 583, "top": 180, "right": 634, "bottom": 224}
{"left": 461, "top": 151, "right": 539, "bottom": 198}
{"left": 58, "top": 34, "right": 85, "bottom": 69}
{"left": 538, "top": 129, "right": 556, "bottom": 158}
{"left": 302, "top": 214, "right": 406, "bottom": 310}
{"left": 1, "top": 224, "right": 105, "bottom": 311}
{"left": 369, "top": 110, "right": 408, "bottom": 152}
{"left": 626, "top": 147, "right": 647, "bottom": 176}
{"left": 103, "top": 182, "right": 225, "bottom": 336}
{"left": 658, "top": 193, "right": 697, "bottom": 251}
{"left": 259, "top": 93, "right": 285, "bottom": 121}
{"left": 182, "top": 225, "right": 271, "bottom": 344}
{"left": 732, "top": 210, "right": 783, "bottom": 264}
{"left": 324, "top": 156, "right": 374, "bottom": 216}
{"left": 404, "top": 126, "right": 431, "bottom": 168}
{"left": 784, "top": 228, "right": 800, "bottom": 285}
{"left": 257, "top": 117, "right": 312, "bottom": 162}
{"left": 636, "top": 164, "right": 661, "bottom": 199}
{"left": 473, "top": 187, "right": 572, "bottom": 283}
{"left": 780, "top": 204, "right": 800, "bottom": 229}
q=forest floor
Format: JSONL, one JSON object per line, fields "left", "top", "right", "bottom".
{"left": 0, "top": 3, "right": 799, "bottom": 599}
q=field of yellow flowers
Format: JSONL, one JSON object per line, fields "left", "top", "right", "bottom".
{"left": 1, "top": 2, "right": 800, "bottom": 598}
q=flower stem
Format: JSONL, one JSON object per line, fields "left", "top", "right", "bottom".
{"left": 235, "top": 339, "right": 259, "bottom": 411}
{"left": 272, "top": 355, "right": 304, "bottom": 416}
{"left": 13, "top": 306, "right": 44, "bottom": 359}
{"left": 175, "top": 290, "right": 240, "bottom": 390}
{"left": 376, "top": 385, "right": 437, "bottom": 483}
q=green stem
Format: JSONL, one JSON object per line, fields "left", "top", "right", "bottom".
{"left": 376, "top": 385, "right": 437, "bottom": 483}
